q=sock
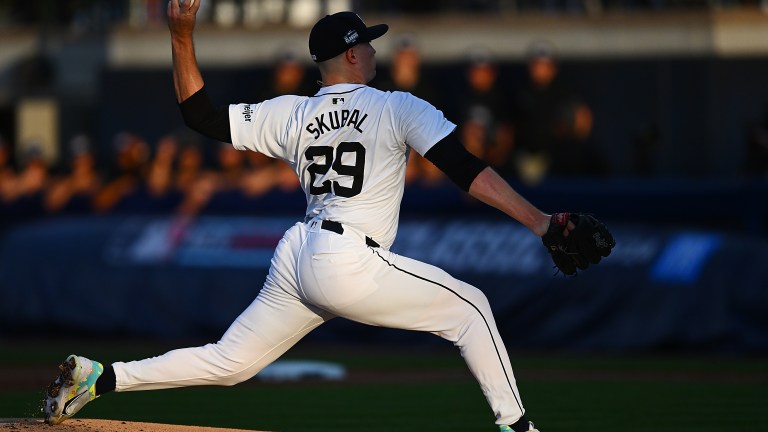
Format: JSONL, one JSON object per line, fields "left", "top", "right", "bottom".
{"left": 95, "top": 365, "right": 116, "bottom": 396}
{"left": 510, "top": 415, "right": 530, "bottom": 432}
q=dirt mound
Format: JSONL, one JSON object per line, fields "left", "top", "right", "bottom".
{"left": 0, "top": 419, "right": 267, "bottom": 432}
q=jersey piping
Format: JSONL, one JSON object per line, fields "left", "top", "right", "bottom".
{"left": 373, "top": 249, "right": 525, "bottom": 415}
{"left": 310, "top": 85, "right": 367, "bottom": 97}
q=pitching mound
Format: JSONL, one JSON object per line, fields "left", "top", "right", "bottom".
{"left": 0, "top": 419, "right": 268, "bottom": 432}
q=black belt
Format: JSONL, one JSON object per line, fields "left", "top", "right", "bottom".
{"left": 320, "top": 220, "right": 380, "bottom": 248}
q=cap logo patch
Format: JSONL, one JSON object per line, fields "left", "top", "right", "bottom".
{"left": 344, "top": 30, "right": 359, "bottom": 44}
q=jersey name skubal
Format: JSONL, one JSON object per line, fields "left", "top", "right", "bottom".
{"left": 305, "top": 109, "right": 368, "bottom": 139}
{"left": 228, "top": 84, "right": 455, "bottom": 249}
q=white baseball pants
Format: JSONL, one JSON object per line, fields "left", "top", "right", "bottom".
{"left": 113, "top": 220, "right": 525, "bottom": 425}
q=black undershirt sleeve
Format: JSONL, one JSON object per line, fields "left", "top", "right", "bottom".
{"left": 422, "top": 131, "right": 489, "bottom": 192}
{"left": 178, "top": 86, "right": 232, "bottom": 143}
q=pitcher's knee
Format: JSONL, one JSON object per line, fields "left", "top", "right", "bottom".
{"left": 217, "top": 370, "right": 253, "bottom": 386}
{"left": 205, "top": 343, "right": 259, "bottom": 386}
{"left": 460, "top": 284, "right": 493, "bottom": 315}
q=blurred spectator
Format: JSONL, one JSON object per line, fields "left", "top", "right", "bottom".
{"left": 12, "top": 144, "right": 49, "bottom": 201}
{"left": 245, "top": 150, "right": 272, "bottom": 171}
{"left": 504, "top": 41, "right": 605, "bottom": 184}
{"left": 259, "top": 50, "right": 316, "bottom": 99}
{"left": 456, "top": 48, "right": 514, "bottom": 168}
{"left": 118, "top": 133, "right": 187, "bottom": 214}
{"left": 177, "top": 172, "right": 217, "bottom": 216}
{"left": 215, "top": 142, "right": 247, "bottom": 189}
{"left": 174, "top": 140, "right": 205, "bottom": 194}
{"left": 408, "top": 151, "right": 448, "bottom": 188}
{"left": 241, "top": 151, "right": 284, "bottom": 197}
{"left": 43, "top": 134, "right": 102, "bottom": 214}
{"left": 0, "top": 143, "right": 50, "bottom": 225}
{"left": 239, "top": 145, "right": 300, "bottom": 209}
{"left": 181, "top": 142, "right": 248, "bottom": 215}
{"left": 172, "top": 138, "right": 215, "bottom": 214}
{"left": 107, "top": 133, "right": 189, "bottom": 214}
{"left": 271, "top": 160, "right": 300, "bottom": 192}
{"left": 146, "top": 134, "right": 178, "bottom": 198}
{"left": 378, "top": 35, "right": 441, "bottom": 103}
{"left": 92, "top": 132, "right": 150, "bottom": 212}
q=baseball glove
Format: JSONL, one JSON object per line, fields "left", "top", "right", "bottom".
{"left": 541, "top": 213, "right": 616, "bottom": 276}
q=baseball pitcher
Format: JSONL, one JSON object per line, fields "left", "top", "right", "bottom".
{"left": 42, "top": 1, "right": 615, "bottom": 431}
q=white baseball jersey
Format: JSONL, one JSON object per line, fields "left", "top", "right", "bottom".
{"left": 228, "top": 83, "right": 456, "bottom": 249}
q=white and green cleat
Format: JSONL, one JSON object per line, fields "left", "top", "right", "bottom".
{"left": 42, "top": 355, "right": 103, "bottom": 425}
{"left": 500, "top": 422, "right": 540, "bottom": 432}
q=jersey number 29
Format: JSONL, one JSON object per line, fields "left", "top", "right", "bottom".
{"left": 305, "top": 142, "right": 366, "bottom": 198}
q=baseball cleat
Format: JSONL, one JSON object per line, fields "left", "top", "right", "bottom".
{"left": 42, "top": 355, "right": 103, "bottom": 425}
{"left": 500, "top": 421, "right": 540, "bottom": 431}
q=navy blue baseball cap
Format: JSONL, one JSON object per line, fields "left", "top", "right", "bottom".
{"left": 309, "top": 12, "right": 388, "bottom": 62}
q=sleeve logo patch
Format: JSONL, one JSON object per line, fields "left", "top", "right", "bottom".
{"left": 242, "top": 105, "right": 253, "bottom": 122}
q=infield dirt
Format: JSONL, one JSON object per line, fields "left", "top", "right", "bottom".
{"left": 0, "top": 419, "right": 267, "bottom": 432}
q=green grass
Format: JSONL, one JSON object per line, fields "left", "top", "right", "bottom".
{"left": 523, "top": 381, "right": 767, "bottom": 432}
{"left": 1, "top": 340, "right": 766, "bottom": 432}
{"left": 4, "top": 379, "right": 766, "bottom": 432}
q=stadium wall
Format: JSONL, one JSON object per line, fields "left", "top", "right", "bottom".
{"left": 2, "top": 209, "right": 766, "bottom": 353}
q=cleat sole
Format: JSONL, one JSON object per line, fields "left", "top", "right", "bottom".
{"left": 43, "top": 357, "right": 78, "bottom": 423}
{"left": 47, "top": 381, "right": 61, "bottom": 398}
{"left": 59, "top": 359, "right": 75, "bottom": 386}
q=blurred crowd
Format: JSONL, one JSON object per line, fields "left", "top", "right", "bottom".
{"left": 1, "top": 0, "right": 766, "bottom": 32}
{"left": 3, "top": 36, "right": 768, "bottom": 231}
{"left": 0, "top": 130, "right": 305, "bottom": 229}
{"left": 395, "top": 39, "right": 609, "bottom": 185}
{"left": 0, "top": 39, "right": 614, "bottom": 230}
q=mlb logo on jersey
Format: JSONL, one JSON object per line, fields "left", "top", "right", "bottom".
{"left": 332, "top": 98, "right": 345, "bottom": 105}
{"left": 344, "top": 30, "right": 358, "bottom": 44}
